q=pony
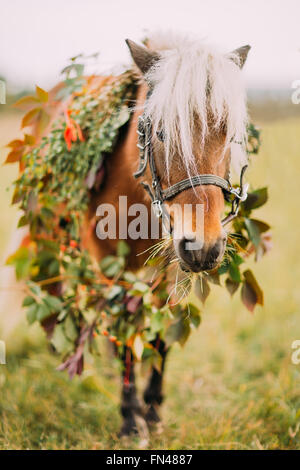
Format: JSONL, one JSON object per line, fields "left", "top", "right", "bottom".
{"left": 81, "top": 32, "right": 250, "bottom": 436}
{"left": 5, "top": 32, "right": 251, "bottom": 438}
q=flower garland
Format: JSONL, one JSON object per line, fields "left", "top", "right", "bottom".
{"left": 5, "top": 59, "right": 271, "bottom": 377}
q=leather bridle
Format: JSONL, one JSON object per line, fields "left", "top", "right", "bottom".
{"left": 134, "top": 111, "right": 248, "bottom": 228}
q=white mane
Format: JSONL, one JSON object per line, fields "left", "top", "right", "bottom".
{"left": 143, "top": 32, "right": 248, "bottom": 178}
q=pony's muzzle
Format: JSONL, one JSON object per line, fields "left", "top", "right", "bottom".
{"left": 177, "top": 235, "right": 226, "bottom": 273}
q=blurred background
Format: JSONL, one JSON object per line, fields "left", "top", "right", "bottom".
{"left": 0, "top": 0, "right": 300, "bottom": 450}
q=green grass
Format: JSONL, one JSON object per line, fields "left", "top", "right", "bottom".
{"left": 0, "top": 114, "right": 300, "bottom": 449}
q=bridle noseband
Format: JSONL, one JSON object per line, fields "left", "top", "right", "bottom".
{"left": 134, "top": 112, "right": 248, "bottom": 228}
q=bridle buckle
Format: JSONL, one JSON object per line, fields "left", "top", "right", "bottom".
{"left": 239, "top": 182, "right": 249, "bottom": 202}
{"left": 152, "top": 199, "right": 163, "bottom": 218}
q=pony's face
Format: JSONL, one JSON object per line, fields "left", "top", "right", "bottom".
{"left": 127, "top": 36, "right": 250, "bottom": 273}
{"left": 153, "top": 124, "right": 230, "bottom": 273}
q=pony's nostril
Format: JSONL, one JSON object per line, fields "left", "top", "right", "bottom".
{"left": 178, "top": 237, "right": 225, "bottom": 273}
{"left": 207, "top": 242, "right": 222, "bottom": 263}
{"left": 205, "top": 239, "right": 225, "bottom": 266}
{"left": 178, "top": 237, "right": 196, "bottom": 266}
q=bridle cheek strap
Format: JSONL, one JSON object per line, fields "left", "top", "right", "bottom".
{"left": 134, "top": 115, "right": 248, "bottom": 227}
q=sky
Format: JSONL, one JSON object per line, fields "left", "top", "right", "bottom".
{"left": 1, "top": 0, "right": 299, "bottom": 91}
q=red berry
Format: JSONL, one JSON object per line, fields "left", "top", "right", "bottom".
{"left": 70, "top": 240, "right": 77, "bottom": 248}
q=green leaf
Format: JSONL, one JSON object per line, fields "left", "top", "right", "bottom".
{"left": 27, "top": 281, "right": 42, "bottom": 297}
{"left": 22, "top": 295, "right": 35, "bottom": 307}
{"left": 204, "top": 271, "right": 220, "bottom": 285}
{"left": 129, "top": 281, "right": 149, "bottom": 296}
{"left": 43, "top": 295, "right": 63, "bottom": 312}
{"left": 241, "top": 281, "right": 257, "bottom": 313}
{"left": 117, "top": 240, "right": 130, "bottom": 257}
{"left": 61, "top": 63, "right": 84, "bottom": 78}
{"left": 106, "top": 285, "right": 124, "bottom": 300}
{"left": 254, "top": 232, "right": 273, "bottom": 261}
{"left": 122, "top": 271, "right": 137, "bottom": 283}
{"left": 242, "top": 188, "right": 268, "bottom": 212}
{"left": 110, "top": 304, "right": 122, "bottom": 316}
{"left": 243, "top": 269, "right": 263, "bottom": 306}
{"left": 102, "top": 260, "right": 122, "bottom": 278}
{"left": 17, "top": 215, "right": 29, "bottom": 228}
{"left": 64, "top": 316, "right": 78, "bottom": 342}
{"left": 228, "top": 261, "right": 242, "bottom": 283}
{"left": 100, "top": 255, "right": 114, "bottom": 270}
{"left": 225, "top": 278, "right": 240, "bottom": 296}
{"left": 26, "top": 303, "right": 39, "bottom": 324}
{"left": 17, "top": 258, "right": 32, "bottom": 280}
{"left": 11, "top": 186, "right": 23, "bottom": 204}
{"left": 244, "top": 218, "right": 270, "bottom": 247}
{"left": 150, "top": 310, "right": 164, "bottom": 333}
{"left": 165, "top": 317, "right": 190, "bottom": 347}
{"left": 114, "top": 107, "right": 130, "bottom": 128}
{"left": 37, "top": 302, "right": 51, "bottom": 321}
{"left": 185, "top": 303, "right": 201, "bottom": 328}
{"left": 246, "top": 123, "right": 261, "bottom": 155}
{"left": 41, "top": 207, "right": 55, "bottom": 219}
{"left": 190, "top": 315, "right": 201, "bottom": 329}
{"left": 218, "top": 261, "right": 229, "bottom": 275}
{"left": 194, "top": 276, "right": 210, "bottom": 304}
{"left": 230, "top": 253, "right": 244, "bottom": 266}
{"left": 51, "top": 324, "right": 73, "bottom": 354}
{"left": 48, "top": 259, "right": 60, "bottom": 276}
{"left": 99, "top": 255, "right": 119, "bottom": 276}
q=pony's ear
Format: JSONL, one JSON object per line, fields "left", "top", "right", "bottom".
{"left": 125, "top": 39, "right": 160, "bottom": 75}
{"left": 230, "top": 45, "right": 251, "bottom": 68}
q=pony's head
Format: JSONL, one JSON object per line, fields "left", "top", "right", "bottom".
{"left": 126, "top": 33, "right": 250, "bottom": 273}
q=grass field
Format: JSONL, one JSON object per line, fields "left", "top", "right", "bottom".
{"left": 0, "top": 111, "right": 300, "bottom": 450}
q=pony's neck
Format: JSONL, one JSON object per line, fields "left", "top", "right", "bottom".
{"left": 84, "top": 81, "right": 157, "bottom": 269}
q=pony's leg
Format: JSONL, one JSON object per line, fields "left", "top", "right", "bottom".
{"left": 120, "top": 347, "right": 147, "bottom": 438}
{"left": 144, "top": 336, "right": 169, "bottom": 427}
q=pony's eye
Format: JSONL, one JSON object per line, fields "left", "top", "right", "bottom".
{"left": 156, "top": 130, "right": 165, "bottom": 142}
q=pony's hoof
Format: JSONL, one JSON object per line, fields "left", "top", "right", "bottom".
{"left": 138, "top": 437, "right": 149, "bottom": 449}
{"left": 119, "top": 412, "right": 149, "bottom": 441}
{"left": 118, "top": 419, "right": 139, "bottom": 438}
{"left": 134, "top": 413, "right": 149, "bottom": 442}
{"left": 145, "top": 404, "right": 161, "bottom": 425}
{"left": 152, "top": 421, "right": 164, "bottom": 435}
{"left": 144, "top": 405, "right": 163, "bottom": 434}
